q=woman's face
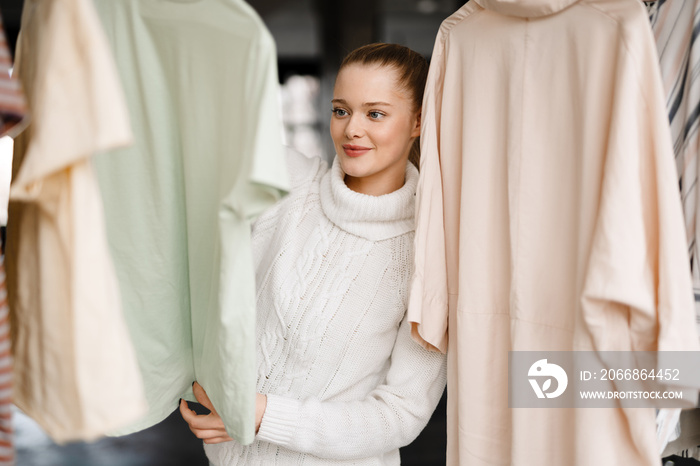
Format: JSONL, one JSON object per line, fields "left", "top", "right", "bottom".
{"left": 330, "top": 63, "right": 420, "bottom": 195}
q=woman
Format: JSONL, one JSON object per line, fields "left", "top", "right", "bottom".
{"left": 180, "top": 43, "right": 447, "bottom": 465}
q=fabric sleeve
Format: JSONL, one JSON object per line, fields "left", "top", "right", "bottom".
{"left": 255, "top": 316, "right": 447, "bottom": 460}
{"left": 10, "top": 0, "right": 132, "bottom": 200}
{"left": 580, "top": 20, "right": 700, "bottom": 388}
{"left": 249, "top": 146, "right": 324, "bottom": 251}
{"left": 407, "top": 32, "right": 450, "bottom": 354}
{"left": 221, "top": 26, "right": 288, "bottom": 221}
{"left": 283, "top": 145, "right": 324, "bottom": 191}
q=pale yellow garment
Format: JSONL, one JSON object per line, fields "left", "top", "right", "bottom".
{"left": 4, "top": 0, "right": 147, "bottom": 443}
{"left": 408, "top": 0, "right": 700, "bottom": 464}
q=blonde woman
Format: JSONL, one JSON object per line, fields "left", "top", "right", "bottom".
{"left": 181, "top": 43, "right": 447, "bottom": 465}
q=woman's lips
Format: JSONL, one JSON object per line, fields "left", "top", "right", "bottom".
{"left": 342, "top": 144, "right": 372, "bottom": 157}
{"left": 343, "top": 144, "right": 372, "bottom": 157}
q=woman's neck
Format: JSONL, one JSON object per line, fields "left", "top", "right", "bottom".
{"left": 344, "top": 174, "right": 406, "bottom": 196}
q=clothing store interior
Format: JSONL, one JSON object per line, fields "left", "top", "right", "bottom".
{"left": 2, "top": 0, "right": 700, "bottom": 465}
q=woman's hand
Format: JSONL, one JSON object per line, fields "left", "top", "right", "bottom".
{"left": 179, "top": 382, "right": 233, "bottom": 444}
{"left": 179, "top": 382, "right": 268, "bottom": 444}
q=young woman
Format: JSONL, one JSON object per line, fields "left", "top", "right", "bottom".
{"left": 180, "top": 43, "right": 447, "bottom": 465}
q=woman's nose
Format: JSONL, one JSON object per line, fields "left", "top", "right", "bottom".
{"left": 345, "top": 116, "right": 364, "bottom": 139}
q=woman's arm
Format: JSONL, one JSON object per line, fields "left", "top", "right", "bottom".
{"left": 181, "top": 316, "right": 447, "bottom": 459}
{"left": 255, "top": 315, "right": 447, "bottom": 460}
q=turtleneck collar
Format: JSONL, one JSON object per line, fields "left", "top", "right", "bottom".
{"left": 319, "top": 156, "right": 418, "bottom": 241}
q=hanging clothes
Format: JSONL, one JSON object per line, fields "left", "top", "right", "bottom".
{"left": 0, "top": 243, "right": 12, "bottom": 466}
{"left": 408, "top": 0, "right": 700, "bottom": 465}
{"left": 0, "top": 12, "right": 26, "bottom": 139}
{"left": 648, "top": 0, "right": 700, "bottom": 456}
{"left": 649, "top": 0, "right": 700, "bottom": 334}
{"left": 0, "top": 10, "right": 26, "bottom": 228}
{"left": 4, "top": 0, "right": 147, "bottom": 443}
{"left": 0, "top": 10, "right": 23, "bottom": 226}
{"left": 93, "top": 0, "right": 289, "bottom": 445}
{"left": 0, "top": 12, "right": 25, "bottom": 463}
{"left": 0, "top": 250, "right": 11, "bottom": 466}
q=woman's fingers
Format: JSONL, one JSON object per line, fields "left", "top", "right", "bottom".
{"left": 202, "top": 436, "right": 234, "bottom": 445}
{"left": 179, "top": 399, "right": 233, "bottom": 444}
{"left": 192, "top": 382, "right": 216, "bottom": 412}
{"left": 190, "top": 428, "right": 228, "bottom": 440}
{"left": 179, "top": 399, "right": 215, "bottom": 425}
{"left": 180, "top": 386, "right": 235, "bottom": 445}
{"left": 179, "top": 398, "right": 198, "bottom": 423}
{"left": 180, "top": 400, "right": 224, "bottom": 429}
{"left": 188, "top": 420, "right": 233, "bottom": 443}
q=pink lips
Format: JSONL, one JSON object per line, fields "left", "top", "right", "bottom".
{"left": 342, "top": 144, "right": 372, "bottom": 157}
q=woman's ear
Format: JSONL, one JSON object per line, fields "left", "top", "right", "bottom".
{"left": 411, "top": 110, "right": 422, "bottom": 138}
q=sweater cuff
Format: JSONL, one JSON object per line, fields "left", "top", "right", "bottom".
{"left": 256, "top": 393, "right": 300, "bottom": 446}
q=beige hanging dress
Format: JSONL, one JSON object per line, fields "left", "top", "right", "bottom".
{"left": 408, "top": 0, "right": 700, "bottom": 464}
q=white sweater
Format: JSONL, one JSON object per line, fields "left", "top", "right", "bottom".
{"left": 204, "top": 151, "right": 447, "bottom": 465}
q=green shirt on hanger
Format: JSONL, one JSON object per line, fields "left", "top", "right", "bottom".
{"left": 93, "top": 0, "right": 289, "bottom": 445}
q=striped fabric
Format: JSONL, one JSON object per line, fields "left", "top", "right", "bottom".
{"left": 0, "top": 12, "right": 25, "bottom": 138}
{"left": 649, "top": 0, "right": 700, "bottom": 457}
{"left": 0, "top": 12, "right": 17, "bottom": 466}
{"left": 649, "top": 0, "right": 700, "bottom": 331}
{"left": 0, "top": 248, "right": 13, "bottom": 466}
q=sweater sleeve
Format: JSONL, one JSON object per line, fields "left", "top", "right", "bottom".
{"left": 255, "top": 315, "right": 447, "bottom": 460}
{"left": 285, "top": 145, "right": 324, "bottom": 190}
{"left": 250, "top": 146, "right": 325, "bottom": 240}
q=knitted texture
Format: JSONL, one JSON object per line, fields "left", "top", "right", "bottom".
{"left": 204, "top": 151, "right": 447, "bottom": 465}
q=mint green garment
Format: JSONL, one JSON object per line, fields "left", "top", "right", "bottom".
{"left": 92, "top": 0, "right": 289, "bottom": 445}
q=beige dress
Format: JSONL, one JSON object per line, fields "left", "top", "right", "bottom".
{"left": 408, "top": 0, "right": 700, "bottom": 464}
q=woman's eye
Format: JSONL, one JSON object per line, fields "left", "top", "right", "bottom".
{"left": 368, "top": 111, "right": 384, "bottom": 119}
{"left": 332, "top": 108, "right": 348, "bottom": 117}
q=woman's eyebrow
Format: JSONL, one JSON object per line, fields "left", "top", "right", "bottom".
{"left": 330, "top": 99, "right": 393, "bottom": 107}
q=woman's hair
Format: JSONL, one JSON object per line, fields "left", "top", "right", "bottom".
{"left": 338, "top": 43, "right": 429, "bottom": 170}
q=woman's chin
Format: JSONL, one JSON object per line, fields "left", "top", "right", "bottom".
{"left": 338, "top": 157, "right": 371, "bottom": 179}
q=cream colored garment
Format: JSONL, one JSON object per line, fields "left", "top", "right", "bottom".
{"left": 5, "top": 0, "right": 146, "bottom": 442}
{"left": 408, "top": 0, "right": 700, "bottom": 464}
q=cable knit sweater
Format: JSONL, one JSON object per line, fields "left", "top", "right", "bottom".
{"left": 204, "top": 151, "right": 447, "bottom": 465}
